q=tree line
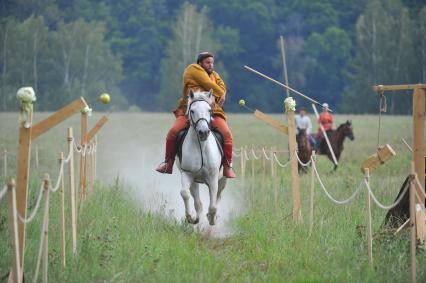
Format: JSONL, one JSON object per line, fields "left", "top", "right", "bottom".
{"left": 0, "top": 0, "right": 425, "bottom": 113}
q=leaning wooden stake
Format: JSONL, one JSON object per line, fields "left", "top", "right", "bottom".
{"left": 309, "top": 152, "right": 316, "bottom": 235}
{"left": 410, "top": 163, "right": 417, "bottom": 283}
{"left": 59, "top": 153, "right": 66, "bottom": 269}
{"left": 312, "top": 104, "right": 338, "bottom": 167}
{"left": 7, "top": 178, "right": 22, "bottom": 283}
{"left": 364, "top": 168, "right": 373, "bottom": 266}
{"left": 68, "top": 128, "right": 77, "bottom": 255}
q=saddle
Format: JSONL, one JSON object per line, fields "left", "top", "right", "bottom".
{"left": 176, "top": 127, "right": 224, "bottom": 163}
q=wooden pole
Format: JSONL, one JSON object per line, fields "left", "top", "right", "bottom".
{"left": 94, "top": 135, "right": 97, "bottom": 180}
{"left": 287, "top": 105, "right": 301, "bottom": 222}
{"left": 262, "top": 149, "right": 266, "bottom": 177}
{"left": 412, "top": 88, "right": 425, "bottom": 207}
{"left": 35, "top": 144, "right": 39, "bottom": 169}
{"left": 15, "top": 107, "right": 32, "bottom": 273}
{"left": 7, "top": 178, "right": 22, "bottom": 283}
{"left": 42, "top": 175, "right": 50, "bottom": 283}
{"left": 80, "top": 113, "right": 88, "bottom": 198}
{"left": 279, "top": 35, "right": 290, "bottom": 98}
{"left": 312, "top": 104, "right": 338, "bottom": 167}
{"left": 59, "top": 152, "right": 66, "bottom": 269}
{"left": 309, "top": 151, "right": 316, "bottom": 235}
{"left": 68, "top": 128, "right": 77, "bottom": 255}
{"left": 364, "top": 168, "right": 373, "bottom": 266}
{"left": 410, "top": 163, "right": 417, "bottom": 283}
{"left": 251, "top": 150, "right": 255, "bottom": 179}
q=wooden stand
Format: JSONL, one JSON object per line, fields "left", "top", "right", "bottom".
{"left": 287, "top": 107, "right": 301, "bottom": 222}
{"left": 373, "top": 84, "right": 426, "bottom": 242}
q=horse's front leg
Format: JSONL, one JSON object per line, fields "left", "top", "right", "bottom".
{"left": 206, "top": 173, "right": 219, "bottom": 226}
{"left": 189, "top": 183, "right": 201, "bottom": 224}
{"left": 180, "top": 174, "right": 197, "bottom": 224}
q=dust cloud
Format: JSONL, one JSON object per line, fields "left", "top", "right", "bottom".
{"left": 94, "top": 113, "right": 246, "bottom": 238}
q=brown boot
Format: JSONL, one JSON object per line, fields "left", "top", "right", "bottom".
{"left": 156, "top": 159, "right": 174, "bottom": 174}
{"left": 223, "top": 164, "right": 236, "bottom": 178}
{"left": 156, "top": 138, "right": 176, "bottom": 174}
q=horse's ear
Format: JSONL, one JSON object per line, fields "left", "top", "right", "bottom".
{"left": 188, "top": 89, "right": 194, "bottom": 100}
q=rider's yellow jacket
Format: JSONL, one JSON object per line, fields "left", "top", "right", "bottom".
{"left": 175, "top": 64, "right": 227, "bottom": 120}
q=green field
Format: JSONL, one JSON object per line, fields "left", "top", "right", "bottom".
{"left": 0, "top": 112, "right": 425, "bottom": 282}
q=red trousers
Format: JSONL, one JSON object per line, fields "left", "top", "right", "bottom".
{"left": 164, "top": 115, "right": 233, "bottom": 164}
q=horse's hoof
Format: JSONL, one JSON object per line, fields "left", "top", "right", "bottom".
{"left": 185, "top": 214, "right": 198, "bottom": 224}
{"left": 207, "top": 208, "right": 217, "bottom": 226}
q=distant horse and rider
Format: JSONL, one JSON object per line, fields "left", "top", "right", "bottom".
{"left": 296, "top": 105, "right": 354, "bottom": 172}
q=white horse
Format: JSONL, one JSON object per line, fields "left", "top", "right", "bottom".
{"left": 177, "top": 89, "right": 227, "bottom": 226}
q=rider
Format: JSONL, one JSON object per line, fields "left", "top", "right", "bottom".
{"left": 295, "top": 107, "right": 315, "bottom": 147}
{"left": 155, "top": 52, "right": 236, "bottom": 178}
{"left": 316, "top": 102, "right": 334, "bottom": 140}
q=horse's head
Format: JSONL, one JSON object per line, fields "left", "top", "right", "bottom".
{"left": 343, "top": 120, "right": 354, "bottom": 141}
{"left": 187, "top": 89, "right": 214, "bottom": 141}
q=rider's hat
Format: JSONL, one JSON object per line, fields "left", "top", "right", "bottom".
{"left": 197, "top": 52, "right": 214, "bottom": 63}
{"left": 322, "top": 103, "right": 329, "bottom": 108}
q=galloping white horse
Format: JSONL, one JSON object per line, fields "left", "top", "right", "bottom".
{"left": 177, "top": 89, "right": 227, "bottom": 226}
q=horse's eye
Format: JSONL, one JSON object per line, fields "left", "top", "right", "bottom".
{"left": 190, "top": 110, "right": 194, "bottom": 114}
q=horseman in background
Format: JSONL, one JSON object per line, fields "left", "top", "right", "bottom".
{"left": 295, "top": 107, "right": 316, "bottom": 148}
{"left": 156, "top": 52, "right": 236, "bottom": 178}
{"left": 316, "top": 103, "right": 334, "bottom": 141}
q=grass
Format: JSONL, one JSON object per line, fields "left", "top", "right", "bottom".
{"left": 0, "top": 111, "right": 425, "bottom": 282}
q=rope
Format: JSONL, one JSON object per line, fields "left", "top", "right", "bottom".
{"left": 17, "top": 182, "right": 45, "bottom": 224}
{"left": 50, "top": 160, "right": 65, "bottom": 193}
{"left": 295, "top": 150, "right": 312, "bottom": 167}
{"left": 232, "top": 150, "right": 241, "bottom": 157}
{"left": 251, "top": 146, "right": 261, "bottom": 160}
{"left": 312, "top": 159, "right": 364, "bottom": 205}
{"left": 63, "top": 147, "right": 73, "bottom": 163}
{"left": 364, "top": 178, "right": 409, "bottom": 210}
{"left": 244, "top": 148, "right": 250, "bottom": 161}
{"left": 273, "top": 152, "right": 291, "bottom": 168}
{"left": 262, "top": 147, "right": 272, "bottom": 160}
{"left": 0, "top": 184, "right": 7, "bottom": 203}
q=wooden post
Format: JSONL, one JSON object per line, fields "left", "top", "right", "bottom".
{"left": 42, "top": 175, "right": 50, "bottom": 283}
{"left": 94, "top": 135, "right": 97, "bottom": 181}
{"left": 59, "top": 152, "right": 66, "bottom": 269}
{"left": 270, "top": 149, "right": 275, "bottom": 178}
{"left": 251, "top": 149, "right": 255, "bottom": 179}
{"left": 80, "top": 113, "right": 88, "bottom": 198}
{"left": 35, "top": 144, "right": 39, "bottom": 169}
{"left": 262, "top": 149, "right": 266, "bottom": 177}
{"left": 410, "top": 163, "right": 416, "bottom": 283}
{"left": 280, "top": 35, "right": 290, "bottom": 98}
{"left": 3, "top": 149, "right": 7, "bottom": 179}
{"left": 7, "top": 178, "right": 22, "bottom": 283}
{"left": 309, "top": 151, "right": 316, "bottom": 235}
{"left": 364, "top": 168, "right": 373, "bottom": 266}
{"left": 412, "top": 88, "right": 425, "bottom": 208}
{"left": 287, "top": 103, "right": 301, "bottom": 222}
{"left": 15, "top": 107, "right": 32, "bottom": 273}
{"left": 68, "top": 128, "right": 77, "bottom": 255}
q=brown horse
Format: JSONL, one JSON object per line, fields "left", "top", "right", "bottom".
{"left": 317, "top": 120, "right": 354, "bottom": 170}
{"left": 296, "top": 128, "right": 312, "bottom": 173}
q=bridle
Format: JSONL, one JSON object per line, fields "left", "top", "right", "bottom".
{"left": 181, "top": 99, "right": 213, "bottom": 173}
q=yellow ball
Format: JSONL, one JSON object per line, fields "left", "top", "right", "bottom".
{"left": 100, "top": 93, "right": 110, "bottom": 104}
{"left": 239, "top": 99, "right": 245, "bottom": 107}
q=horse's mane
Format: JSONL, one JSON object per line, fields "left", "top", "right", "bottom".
{"left": 336, "top": 121, "right": 350, "bottom": 130}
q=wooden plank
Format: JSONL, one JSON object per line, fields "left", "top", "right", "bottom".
{"left": 373, "top": 84, "right": 426, "bottom": 92}
{"left": 31, "top": 97, "right": 88, "bottom": 140}
{"left": 413, "top": 88, "right": 425, "bottom": 207}
{"left": 7, "top": 179, "right": 22, "bottom": 283}
{"left": 15, "top": 109, "right": 32, "bottom": 272}
{"left": 254, "top": 110, "right": 288, "bottom": 134}
{"left": 287, "top": 108, "right": 301, "bottom": 222}
{"left": 415, "top": 204, "right": 426, "bottom": 244}
{"left": 87, "top": 115, "right": 108, "bottom": 141}
{"left": 361, "top": 144, "right": 396, "bottom": 173}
